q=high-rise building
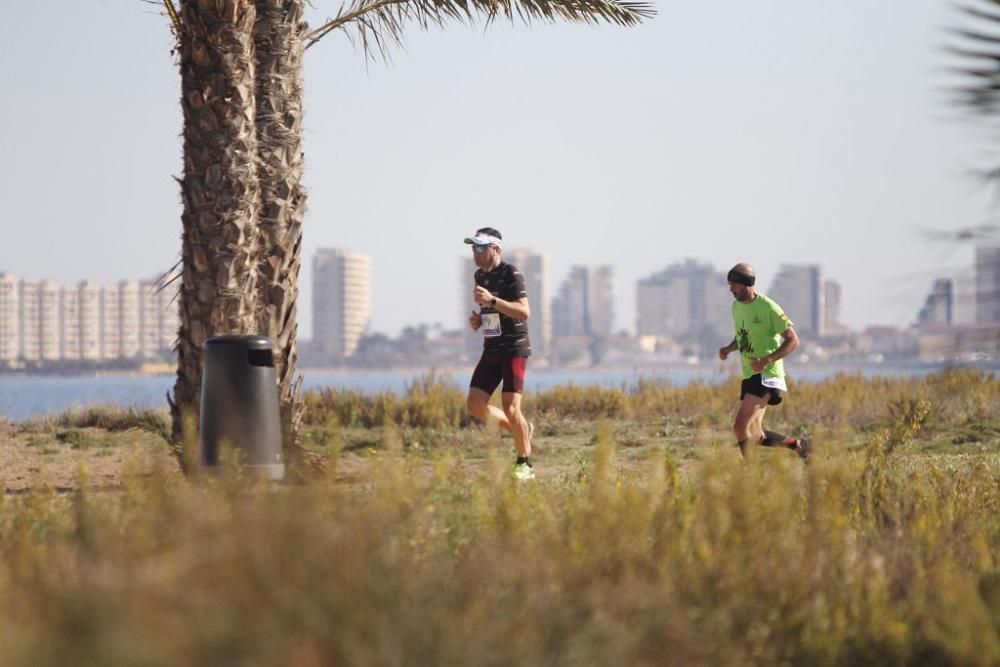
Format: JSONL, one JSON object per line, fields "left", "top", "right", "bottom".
{"left": 313, "top": 249, "right": 371, "bottom": 360}
{"left": 552, "top": 265, "right": 614, "bottom": 337}
{"left": 100, "top": 285, "right": 121, "bottom": 360}
{"left": 0, "top": 273, "right": 19, "bottom": 364}
{"left": 60, "top": 284, "right": 81, "bottom": 360}
{"left": 952, "top": 270, "right": 977, "bottom": 325}
{"left": 916, "top": 278, "right": 953, "bottom": 326}
{"left": 502, "top": 248, "right": 550, "bottom": 357}
{"left": 138, "top": 276, "right": 179, "bottom": 359}
{"left": 119, "top": 281, "right": 140, "bottom": 359}
{"left": 636, "top": 260, "right": 730, "bottom": 340}
{"left": 39, "top": 281, "right": 61, "bottom": 361}
{"left": 158, "top": 278, "right": 180, "bottom": 355}
{"left": 822, "top": 280, "right": 845, "bottom": 335}
{"left": 79, "top": 281, "right": 102, "bottom": 361}
{"left": 768, "top": 264, "right": 822, "bottom": 337}
{"left": 139, "top": 279, "right": 161, "bottom": 358}
{"left": 975, "top": 244, "right": 1000, "bottom": 324}
{"left": 18, "top": 280, "right": 41, "bottom": 362}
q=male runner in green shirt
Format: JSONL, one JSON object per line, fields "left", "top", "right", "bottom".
{"left": 718, "top": 262, "right": 812, "bottom": 461}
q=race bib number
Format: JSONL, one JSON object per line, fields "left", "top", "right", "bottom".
{"left": 481, "top": 312, "right": 501, "bottom": 338}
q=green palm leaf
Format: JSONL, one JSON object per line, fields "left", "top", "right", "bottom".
{"left": 303, "top": 0, "right": 654, "bottom": 54}
{"left": 950, "top": 1, "right": 1000, "bottom": 113}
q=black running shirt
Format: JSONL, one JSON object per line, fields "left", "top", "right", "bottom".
{"left": 475, "top": 262, "right": 532, "bottom": 357}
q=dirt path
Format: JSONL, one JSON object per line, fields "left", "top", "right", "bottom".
{"left": 0, "top": 419, "right": 180, "bottom": 493}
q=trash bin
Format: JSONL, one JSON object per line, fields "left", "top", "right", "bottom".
{"left": 199, "top": 335, "right": 285, "bottom": 480}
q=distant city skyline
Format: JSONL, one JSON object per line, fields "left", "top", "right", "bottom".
{"left": 4, "top": 240, "right": 998, "bottom": 368}
{"left": 1, "top": 2, "right": 997, "bottom": 338}
{"left": 7, "top": 240, "right": 997, "bottom": 353}
{"left": 0, "top": 271, "right": 178, "bottom": 366}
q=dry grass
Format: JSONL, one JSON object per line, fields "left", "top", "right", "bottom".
{"left": 0, "top": 368, "right": 998, "bottom": 665}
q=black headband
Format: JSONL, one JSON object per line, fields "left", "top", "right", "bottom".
{"left": 727, "top": 269, "right": 755, "bottom": 287}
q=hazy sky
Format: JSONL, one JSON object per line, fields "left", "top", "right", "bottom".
{"left": 1, "top": 1, "right": 996, "bottom": 338}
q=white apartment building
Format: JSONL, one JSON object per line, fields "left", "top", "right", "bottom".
{"left": 822, "top": 280, "right": 846, "bottom": 334}
{"left": 313, "top": 249, "right": 371, "bottom": 360}
{"left": 19, "top": 279, "right": 41, "bottom": 362}
{"left": 79, "top": 280, "right": 102, "bottom": 361}
{"left": 0, "top": 273, "right": 19, "bottom": 364}
{"left": 119, "top": 281, "right": 140, "bottom": 359}
{"left": 101, "top": 286, "right": 121, "bottom": 360}
{"left": 1, "top": 272, "right": 178, "bottom": 367}
{"left": 39, "top": 281, "right": 61, "bottom": 361}
{"left": 159, "top": 283, "right": 179, "bottom": 353}
{"left": 60, "top": 285, "right": 81, "bottom": 360}
{"left": 139, "top": 279, "right": 161, "bottom": 359}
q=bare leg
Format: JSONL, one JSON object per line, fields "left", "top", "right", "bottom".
{"left": 749, "top": 404, "right": 768, "bottom": 444}
{"left": 733, "top": 393, "right": 769, "bottom": 458}
{"left": 501, "top": 391, "right": 531, "bottom": 458}
{"left": 466, "top": 387, "right": 512, "bottom": 431}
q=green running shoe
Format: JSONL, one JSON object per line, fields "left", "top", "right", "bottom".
{"left": 512, "top": 462, "right": 535, "bottom": 480}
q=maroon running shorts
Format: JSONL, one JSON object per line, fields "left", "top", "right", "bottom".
{"left": 470, "top": 354, "right": 527, "bottom": 395}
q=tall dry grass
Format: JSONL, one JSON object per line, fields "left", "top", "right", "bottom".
{"left": 1, "top": 394, "right": 999, "bottom": 664}
{"left": 302, "top": 366, "right": 1000, "bottom": 442}
{"left": 1, "top": 368, "right": 998, "bottom": 664}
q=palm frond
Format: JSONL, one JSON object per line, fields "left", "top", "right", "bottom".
{"left": 917, "top": 223, "right": 1000, "bottom": 243}
{"left": 143, "top": 0, "right": 182, "bottom": 41}
{"left": 949, "top": 2, "right": 1000, "bottom": 113}
{"left": 304, "top": 0, "right": 655, "bottom": 54}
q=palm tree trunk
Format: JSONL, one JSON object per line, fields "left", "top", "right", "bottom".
{"left": 253, "top": 0, "right": 308, "bottom": 455}
{"left": 169, "top": 0, "right": 262, "bottom": 461}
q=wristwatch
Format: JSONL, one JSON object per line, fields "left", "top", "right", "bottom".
{"left": 490, "top": 297, "right": 497, "bottom": 307}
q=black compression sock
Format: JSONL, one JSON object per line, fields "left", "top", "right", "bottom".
{"left": 762, "top": 430, "right": 799, "bottom": 449}
{"left": 516, "top": 456, "right": 532, "bottom": 467}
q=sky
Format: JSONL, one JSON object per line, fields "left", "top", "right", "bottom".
{"left": 0, "top": 0, "right": 997, "bottom": 338}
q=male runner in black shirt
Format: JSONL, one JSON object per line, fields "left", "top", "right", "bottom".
{"left": 464, "top": 227, "right": 535, "bottom": 480}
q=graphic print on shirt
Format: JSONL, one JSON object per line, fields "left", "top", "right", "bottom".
{"left": 737, "top": 323, "right": 753, "bottom": 356}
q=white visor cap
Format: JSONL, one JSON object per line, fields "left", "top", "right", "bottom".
{"left": 464, "top": 233, "right": 502, "bottom": 249}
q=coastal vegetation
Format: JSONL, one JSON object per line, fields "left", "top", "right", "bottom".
{"left": 0, "top": 368, "right": 998, "bottom": 664}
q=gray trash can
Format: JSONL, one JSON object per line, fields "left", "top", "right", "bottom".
{"left": 199, "top": 335, "right": 285, "bottom": 480}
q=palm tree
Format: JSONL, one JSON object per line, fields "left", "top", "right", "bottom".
{"left": 253, "top": 0, "right": 308, "bottom": 454}
{"left": 166, "top": 0, "right": 262, "bottom": 463}
{"left": 162, "top": 0, "right": 654, "bottom": 468}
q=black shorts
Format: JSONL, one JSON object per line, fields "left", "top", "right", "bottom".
{"left": 470, "top": 354, "right": 527, "bottom": 395}
{"left": 740, "top": 373, "right": 783, "bottom": 406}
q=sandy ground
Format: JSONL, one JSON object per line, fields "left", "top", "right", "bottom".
{"left": 0, "top": 414, "right": 720, "bottom": 493}
{"left": 0, "top": 418, "right": 180, "bottom": 493}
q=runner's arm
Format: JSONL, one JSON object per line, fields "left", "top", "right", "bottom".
{"left": 492, "top": 296, "right": 530, "bottom": 320}
{"left": 473, "top": 285, "right": 530, "bottom": 320}
{"left": 763, "top": 327, "right": 799, "bottom": 365}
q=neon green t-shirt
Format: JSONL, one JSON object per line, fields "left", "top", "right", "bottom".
{"left": 731, "top": 294, "right": 794, "bottom": 380}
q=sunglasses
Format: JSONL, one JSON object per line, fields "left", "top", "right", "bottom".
{"left": 472, "top": 245, "right": 493, "bottom": 254}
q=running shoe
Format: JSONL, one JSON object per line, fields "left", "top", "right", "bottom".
{"left": 512, "top": 462, "right": 536, "bottom": 480}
